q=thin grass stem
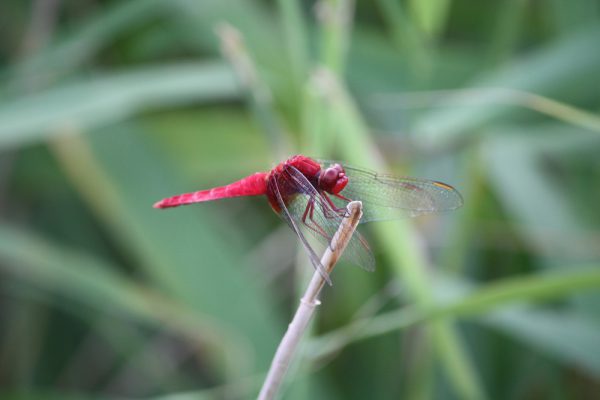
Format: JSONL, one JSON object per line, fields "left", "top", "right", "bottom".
{"left": 216, "top": 23, "right": 291, "bottom": 160}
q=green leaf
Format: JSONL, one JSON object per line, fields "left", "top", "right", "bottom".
{"left": 306, "top": 267, "right": 600, "bottom": 359}
{"left": 414, "top": 26, "right": 600, "bottom": 147}
{"left": 0, "top": 225, "right": 246, "bottom": 378}
{"left": 0, "top": 62, "right": 239, "bottom": 148}
{"left": 316, "top": 70, "right": 487, "bottom": 400}
{"left": 51, "top": 124, "right": 282, "bottom": 375}
{"left": 482, "top": 307, "right": 600, "bottom": 376}
{"left": 483, "top": 127, "right": 594, "bottom": 267}
{"left": 408, "top": 0, "right": 451, "bottom": 37}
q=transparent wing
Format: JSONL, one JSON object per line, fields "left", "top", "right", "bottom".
{"left": 278, "top": 166, "right": 375, "bottom": 272}
{"left": 317, "top": 160, "right": 463, "bottom": 223}
{"left": 268, "top": 175, "right": 333, "bottom": 284}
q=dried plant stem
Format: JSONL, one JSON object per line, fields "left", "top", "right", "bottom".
{"left": 258, "top": 201, "right": 364, "bottom": 400}
{"left": 215, "top": 22, "right": 290, "bottom": 160}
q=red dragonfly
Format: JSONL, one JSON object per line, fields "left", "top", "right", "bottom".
{"left": 154, "top": 155, "right": 462, "bottom": 283}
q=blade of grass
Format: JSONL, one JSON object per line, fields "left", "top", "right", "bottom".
{"left": 301, "top": 71, "right": 338, "bottom": 154}
{"left": 413, "top": 25, "right": 600, "bottom": 148}
{"left": 375, "top": 0, "right": 432, "bottom": 80}
{"left": 306, "top": 266, "right": 600, "bottom": 359}
{"left": 169, "top": 0, "right": 286, "bottom": 71}
{"left": 317, "top": 0, "right": 354, "bottom": 75}
{"left": 276, "top": 0, "right": 310, "bottom": 95}
{"left": 6, "top": 0, "right": 287, "bottom": 97}
{"left": 408, "top": 0, "right": 451, "bottom": 38}
{"left": 372, "top": 88, "right": 600, "bottom": 135}
{"left": 550, "top": 0, "right": 599, "bottom": 34}
{"left": 486, "top": 0, "right": 527, "bottom": 65}
{"left": 0, "top": 225, "right": 248, "bottom": 379}
{"left": 482, "top": 129, "right": 589, "bottom": 267}
{"left": 0, "top": 62, "right": 239, "bottom": 149}
{"left": 216, "top": 24, "right": 291, "bottom": 159}
{"left": 314, "top": 68, "right": 487, "bottom": 400}
{"left": 0, "top": 390, "right": 96, "bottom": 400}
{"left": 0, "top": 294, "right": 46, "bottom": 389}
{"left": 301, "top": 0, "right": 356, "bottom": 154}
{"left": 7, "top": 0, "right": 167, "bottom": 88}
{"left": 50, "top": 124, "right": 282, "bottom": 375}
{"left": 482, "top": 307, "right": 600, "bottom": 376}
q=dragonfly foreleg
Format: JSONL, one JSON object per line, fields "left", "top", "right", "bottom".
{"left": 323, "top": 192, "right": 350, "bottom": 218}
{"left": 333, "top": 192, "right": 352, "bottom": 202}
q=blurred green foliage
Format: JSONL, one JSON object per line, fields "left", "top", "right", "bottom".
{"left": 1, "top": 0, "right": 599, "bottom": 399}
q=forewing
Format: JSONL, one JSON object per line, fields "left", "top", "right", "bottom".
{"left": 317, "top": 160, "right": 463, "bottom": 223}
{"left": 281, "top": 166, "right": 375, "bottom": 272}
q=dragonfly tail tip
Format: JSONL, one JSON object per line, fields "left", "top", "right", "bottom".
{"left": 153, "top": 200, "right": 167, "bottom": 209}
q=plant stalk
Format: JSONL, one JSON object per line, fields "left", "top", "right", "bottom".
{"left": 258, "top": 201, "right": 363, "bottom": 400}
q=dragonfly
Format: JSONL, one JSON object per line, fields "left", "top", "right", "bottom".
{"left": 154, "top": 155, "right": 463, "bottom": 284}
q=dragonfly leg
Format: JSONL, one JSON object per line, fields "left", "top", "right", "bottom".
{"left": 323, "top": 192, "right": 350, "bottom": 217}
{"left": 301, "top": 199, "right": 329, "bottom": 240}
{"left": 308, "top": 201, "right": 337, "bottom": 251}
{"left": 333, "top": 192, "right": 352, "bottom": 202}
{"left": 301, "top": 198, "right": 311, "bottom": 222}
{"left": 308, "top": 201, "right": 330, "bottom": 238}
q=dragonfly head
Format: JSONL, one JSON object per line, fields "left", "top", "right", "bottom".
{"left": 318, "top": 163, "right": 348, "bottom": 194}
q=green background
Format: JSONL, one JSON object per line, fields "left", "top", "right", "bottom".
{"left": 1, "top": 0, "right": 599, "bottom": 399}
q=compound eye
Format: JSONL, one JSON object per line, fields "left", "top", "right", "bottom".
{"left": 319, "top": 167, "right": 339, "bottom": 191}
{"left": 323, "top": 168, "right": 338, "bottom": 182}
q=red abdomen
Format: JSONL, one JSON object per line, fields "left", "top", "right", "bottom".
{"left": 154, "top": 172, "right": 268, "bottom": 209}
